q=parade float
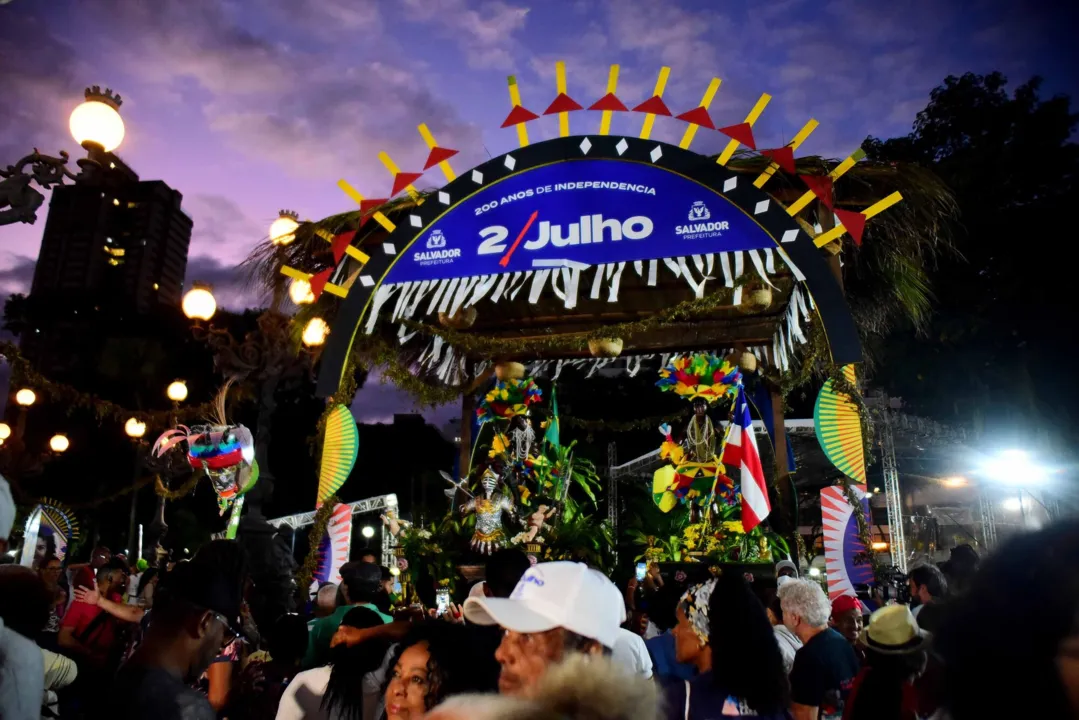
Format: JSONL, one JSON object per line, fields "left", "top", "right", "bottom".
{"left": 238, "top": 60, "right": 950, "bottom": 598}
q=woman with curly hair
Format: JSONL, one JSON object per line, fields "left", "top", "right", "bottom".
{"left": 383, "top": 621, "right": 501, "bottom": 719}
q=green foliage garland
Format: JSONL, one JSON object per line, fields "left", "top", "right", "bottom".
{"left": 1, "top": 340, "right": 222, "bottom": 429}
{"left": 296, "top": 496, "right": 340, "bottom": 593}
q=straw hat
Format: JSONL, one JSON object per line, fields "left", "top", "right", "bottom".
{"left": 857, "top": 604, "right": 930, "bottom": 655}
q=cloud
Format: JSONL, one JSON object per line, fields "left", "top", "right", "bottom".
{"left": 183, "top": 254, "right": 263, "bottom": 310}
{"left": 0, "top": 255, "right": 36, "bottom": 297}
{"left": 400, "top": 0, "right": 530, "bottom": 70}
{"left": 350, "top": 369, "right": 457, "bottom": 426}
{"left": 185, "top": 194, "right": 267, "bottom": 261}
{"left": 0, "top": 8, "right": 86, "bottom": 167}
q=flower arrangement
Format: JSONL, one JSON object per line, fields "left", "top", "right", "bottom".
{"left": 476, "top": 378, "right": 543, "bottom": 423}
{"left": 656, "top": 354, "right": 742, "bottom": 404}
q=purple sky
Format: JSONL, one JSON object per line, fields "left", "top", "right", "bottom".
{"left": 2, "top": 0, "right": 1076, "bottom": 423}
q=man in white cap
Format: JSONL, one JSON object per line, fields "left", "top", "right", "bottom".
{"left": 0, "top": 474, "right": 46, "bottom": 718}
{"left": 776, "top": 558, "right": 799, "bottom": 588}
{"left": 463, "top": 561, "right": 624, "bottom": 696}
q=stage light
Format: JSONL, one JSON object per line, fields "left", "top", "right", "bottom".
{"left": 871, "top": 541, "right": 890, "bottom": 551}
{"left": 808, "top": 567, "right": 821, "bottom": 577}
{"left": 978, "top": 449, "right": 1049, "bottom": 486}
{"left": 361, "top": 526, "right": 375, "bottom": 539}
{"left": 943, "top": 476, "right": 967, "bottom": 488}
{"left": 1002, "top": 497, "right": 1022, "bottom": 512}
{"left": 390, "top": 566, "right": 401, "bottom": 576}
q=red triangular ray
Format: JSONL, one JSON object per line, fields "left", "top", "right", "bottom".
{"left": 718, "top": 122, "right": 756, "bottom": 150}
{"left": 799, "top": 175, "right": 834, "bottom": 209}
{"left": 762, "top": 147, "right": 796, "bottom": 174}
{"left": 423, "top": 146, "right": 458, "bottom": 170}
{"left": 675, "top": 106, "right": 715, "bottom": 129}
{"left": 357, "top": 198, "right": 388, "bottom": 227}
{"left": 632, "top": 95, "right": 672, "bottom": 116}
{"left": 588, "top": 93, "right": 628, "bottom": 112}
{"left": 500, "top": 105, "right": 540, "bottom": 128}
{"left": 391, "top": 171, "right": 423, "bottom": 197}
{"left": 543, "top": 92, "right": 584, "bottom": 115}
{"left": 834, "top": 209, "right": 868, "bottom": 246}
{"left": 309, "top": 268, "right": 333, "bottom": 300}
{"left": 331, "top": 230, "right": 357, "bottom": 264}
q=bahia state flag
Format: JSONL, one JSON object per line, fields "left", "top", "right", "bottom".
{"left": 721, "top": 388, "right": 771, "bottom": 532}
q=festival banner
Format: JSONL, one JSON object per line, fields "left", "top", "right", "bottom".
{"left": 820, "top": 484, "right": 874, "bottom": 599}
{"left": 385, "top": 158, "right": 774, "bottom": 285}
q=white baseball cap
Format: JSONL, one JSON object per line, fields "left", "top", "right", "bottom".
{"left": 463, "top": 561, "right": 623, "bottom": 649}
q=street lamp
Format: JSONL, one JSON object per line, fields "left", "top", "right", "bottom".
{"left": 1, "top": 86, "right": 125, "bottom": 226}
{"left": 166, "top": 380, "right": 188, "bottom": 403}
{"left": 49, "top": 434, "right": 70, "bottom": 453}
{"left": 0, "top": 423, "right": 10, "bottom": 441}
{"left": 361, "top": 525, "right": 375, "bottom": 539}
{"left": 124, "top": 417, "right": 147, "bottom": 439}
{"left": 302, "top": 317, "right": 330, "bottom": 347}
{"left": 69, "top": 90, "right": 126, "bottom": 153}
{"left": 289, "top": 279, "right": 315, "bottom": 305}
{"left": 182, "top": 285, "right": 217, "bottom": 322}
{"left": 269, "top": 210, "right": 300, "bottom": 245}
{"left": 15, "top": 389, "right": 36, "bottom": 407}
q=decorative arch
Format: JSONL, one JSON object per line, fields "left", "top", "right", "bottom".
{"left": 315, "top": 135, "right": 862, "bottom": 396}
{"left": 280, "top": 64, "right": 904, "bottom": 398}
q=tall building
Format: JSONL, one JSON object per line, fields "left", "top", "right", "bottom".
{"left": 29, "top": 151, "right": 193, "bottom": 313}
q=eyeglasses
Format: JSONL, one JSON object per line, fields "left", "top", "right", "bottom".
{"left": 211, "top": 612, "right": 241, "bottom": 647}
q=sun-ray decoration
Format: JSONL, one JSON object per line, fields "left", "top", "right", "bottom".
{"left": 266, "top": 62, "right": 905, "bottom": 395}
{"left": 820, "top": 483, "right": 874, "bottom": 599}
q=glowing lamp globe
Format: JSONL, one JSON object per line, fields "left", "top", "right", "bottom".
{"left": 15, "top": 388, "right": 36, "bottom": 407}
{"left": 125, "top": 417, "right": 147, "bottom": 438}
{"left": 289, "top": 278, "right": 315, "bottom": 305}
{"left": 0, "top": 423, "right": 10, "bottom": 440}
{"left": 49, "top": 434, "right": 70, "bottom": 453}
{"left": 182, "top": 286, "right": 217, "bottom": 321}
{"left": 166, "top": 380, "right": 188, "bottom": 403}
{"left": 302, "top": 317, "right": 330, "bottom": 347}
{"left": 270, "top": 210, "right": 300, "bottom": 245}
{"left": 69, "top": 89, "right": 125, "bottom": 152}
{"left": 361, "top": 526, "right": 375, "bottom": 539}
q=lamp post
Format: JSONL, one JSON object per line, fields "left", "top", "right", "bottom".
{"left": 125, "top": 417, "right": 148, "bottom": 562}
{"left": 182, "top": 240, "right": 320, "bottom": 516}
{"left": 14, "top": 387, "right": 35, "bottom": 440}
{"left": 1, "top": 86, "right": 126, "bottom": 226}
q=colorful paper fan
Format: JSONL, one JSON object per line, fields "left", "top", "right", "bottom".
{"left": 318, "top": 404, "right": 360, "bottom": 503}
{"left": 813, "top": 364, "right": 867, "bottom": 484}
{"left": 656, "top": 353, "right": 743, "bottom": 404}
{"left": 477, "top": 378, "right": 543, "bottom": 423}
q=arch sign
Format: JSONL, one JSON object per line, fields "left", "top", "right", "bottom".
{"left": 316, "top": 135, "right": 862, "bottom": 397}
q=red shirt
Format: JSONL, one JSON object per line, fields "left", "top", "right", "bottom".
{"left": 61, "top": 593, "right": 124, "bottom": 663}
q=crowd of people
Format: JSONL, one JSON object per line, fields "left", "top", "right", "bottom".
{"left": 3, "top": 475, "right": 1079, "bottom": 719}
